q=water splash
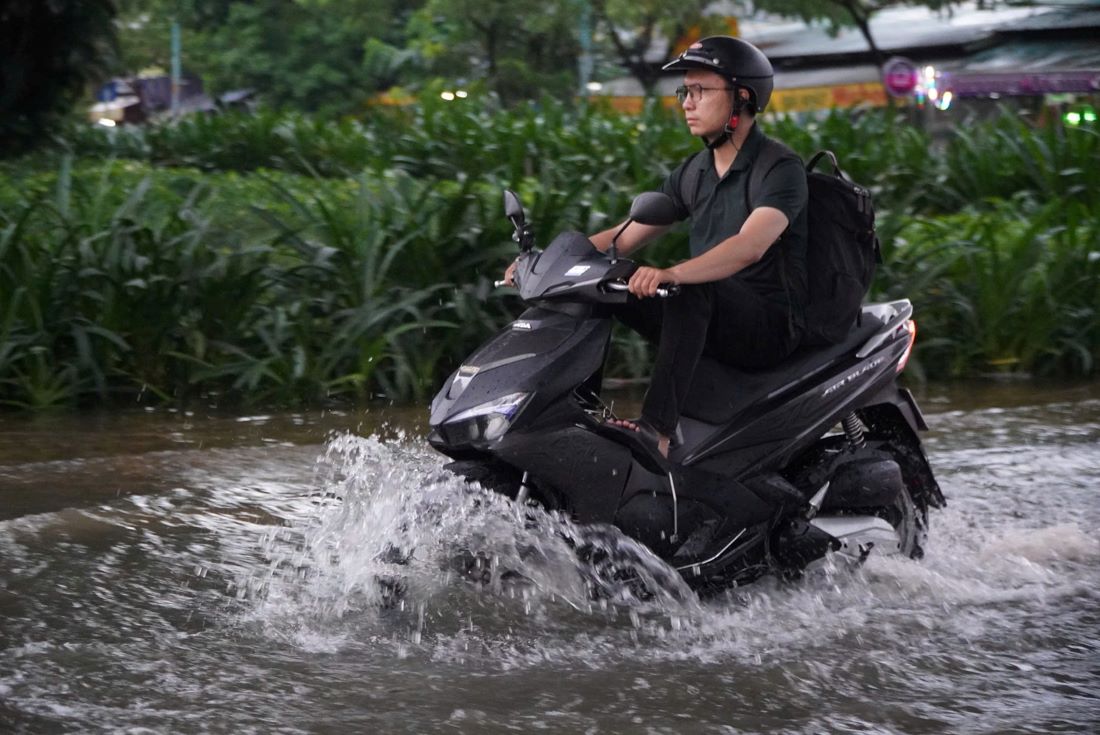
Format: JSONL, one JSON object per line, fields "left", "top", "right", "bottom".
{"left": 232, "top": 428, "right": 1100, "bottom": 664}
{"left": 238, "top": 433, "right": 700, "bottom": 646}
{"left": 3, "top": 394, "right": 1098, "bottom": 734}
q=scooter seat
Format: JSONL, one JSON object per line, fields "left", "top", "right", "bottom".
{"left": 680, "top": 315, "right": 886, "bottom": 425}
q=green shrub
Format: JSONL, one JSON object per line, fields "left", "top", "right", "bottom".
{"left": 928, "top": 114, "right": 1100, "bottom": 213}
{"left": 881, "top": 196, "right": 1099, "bottom": 378}
{"left": 2, "top": 101, "right": 1097, "bottom": 409}
{"left": 0, "top": 159, "right": 475, "bottom": 408}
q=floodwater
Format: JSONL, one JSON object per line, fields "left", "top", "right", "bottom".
{"left": 1, "top": 383, "right": 1098, "bottom": 734}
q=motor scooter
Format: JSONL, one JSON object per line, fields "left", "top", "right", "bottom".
{"left": 428, "top": 191, "right": 944, "bottom": 591}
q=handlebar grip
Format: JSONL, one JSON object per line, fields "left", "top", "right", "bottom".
{"left": 606, "top": 281, "right": 680, "bottom": 297}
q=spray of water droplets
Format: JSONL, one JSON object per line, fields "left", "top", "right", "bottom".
{"left": 235, "top": 432, "right": 703, "bottom": 648}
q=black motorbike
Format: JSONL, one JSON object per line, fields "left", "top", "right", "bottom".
{"left": 428, "top": 191, "right": 944, "bottom": 592}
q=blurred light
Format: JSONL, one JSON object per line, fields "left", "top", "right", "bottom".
{"left": 455, "top": 90, "right": 468, "bottom": 99}
{"left": 586, "top": 81, "right": 603, "bottom": 92}
{"left": 1063, "top": 107, "right": 1096, "bottom": 126}
{"left": 912, "top": 63, "right": 955, "bottom": 112}
{"left": 97, "top": 118, "right": 117, "bottom": 127}
{"left": 440, "top": 91, "right": 455, "bottom": 101}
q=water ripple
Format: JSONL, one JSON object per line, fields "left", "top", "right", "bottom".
{"left": 1, "top": 392, "right": 1098, "bottom": 733}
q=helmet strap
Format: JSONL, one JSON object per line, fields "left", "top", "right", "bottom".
{"left": 703, "top": 92, "right": 747, "bottom": 150}
{"left": 705, "top": 131, "right": 730, "bottom": 150}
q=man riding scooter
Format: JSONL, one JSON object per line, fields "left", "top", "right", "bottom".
{"left": 506, "top": 36, "right": 808, "bottom": 459}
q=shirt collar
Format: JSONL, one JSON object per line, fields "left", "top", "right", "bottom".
{"left": 692, "top": 122, "right": 766, "bottom": 179}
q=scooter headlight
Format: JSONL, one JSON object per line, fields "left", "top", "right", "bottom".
{"left": 445, "top": 392, "right": 529, "bottom": 442}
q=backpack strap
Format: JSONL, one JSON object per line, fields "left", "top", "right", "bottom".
{"left": 677, "top": 149, "right": 710, "bottom": 212}
{"left": 745, "top": 137, "right": 794, "bottom": 211}
{"left": 806, "top": 150, "right": 842, "bottom": 177}
{"left": 681, "top": 138, "right": 790, "bottom": 213}
{"left": 742, "top": 138, "right": 799, "bottom": 338}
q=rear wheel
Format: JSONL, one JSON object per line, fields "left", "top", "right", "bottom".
{"left": 860, "top": 414, "right": 937, "bottom": 560}
{"left": 783, "top": 428, "right": 933, "bottom": 560}
{"left": 878, "top": 483, "right": 925, "bottom": 559}
{"left": 857, "top": 404, "right": 946, "bottom": 514}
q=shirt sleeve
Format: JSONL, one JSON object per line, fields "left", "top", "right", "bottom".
{"left": 751, "top": 156, "right": 807, "bottom": 224}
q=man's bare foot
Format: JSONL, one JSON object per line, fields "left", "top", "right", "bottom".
{"left": 606, "top": 418, "right": 670, "bottom": 458}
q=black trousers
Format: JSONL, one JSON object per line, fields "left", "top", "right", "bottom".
{"left": 613, "top": 279, "right": 802, "bottom": 437}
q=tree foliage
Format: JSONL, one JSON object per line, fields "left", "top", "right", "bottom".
{"left": 115, "top": 0, "right": 419, "bottom": 114}
{"left": 750, "top": 0, "right": 961, "bottom": 64}
{"left": 108, "top": 0, "right": 715, "bottom": 109}
{"left": 8, "top": 0, "right": 982, "bottom": 125}
{"left": 591, "top": 0, "right": 718, "bottom": 94}
{"left": 0, "top": 0, "right": 118, "bottom": 155}
{"left": 406, "top": 0, "right": 581, "bottom": 102}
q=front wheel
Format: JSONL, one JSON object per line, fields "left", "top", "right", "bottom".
{"left": 444, "top": 459, "right": 567, "bottom": 512}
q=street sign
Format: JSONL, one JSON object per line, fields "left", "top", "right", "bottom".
{"left": 882, "top": 56, "right": 919, "bottom": 97}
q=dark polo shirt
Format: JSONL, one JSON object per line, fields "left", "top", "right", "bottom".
{"left": 659, "top": 124, "right": 808, "bottom": 313}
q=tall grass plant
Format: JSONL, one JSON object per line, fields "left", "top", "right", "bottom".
{"left": 3, "top": 99, "right": 1097, "bottom": 408}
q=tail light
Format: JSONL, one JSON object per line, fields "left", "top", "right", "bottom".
{"left": 896, "top": 319, "right": 917, "bottom": 373}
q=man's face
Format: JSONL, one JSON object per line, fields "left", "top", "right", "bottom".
{"left": 680, "top": 69, "right": 748, "bottom": 139}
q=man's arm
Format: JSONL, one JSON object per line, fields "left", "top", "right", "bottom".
{"left": 590, "top": 157, "right": 688, "bottom": 255}
{"left": 589, "top": 221, "right": 672, "bottom": 255}
{"left": 626, "top": 207, "right": 788, "bottom": 297}
{"left": 503, "top": 220, "right": 673, "bottom": 286}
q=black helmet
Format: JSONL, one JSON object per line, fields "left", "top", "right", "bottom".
{"left": 662, "top": 36, "right": 774, "bottom": 113}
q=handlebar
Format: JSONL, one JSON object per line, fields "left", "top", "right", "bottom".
{"left": 493, "top": 280, "right": 679, "bottom": 297}
{"left": 605, "top": 281, "right": 681, "bottom": 298}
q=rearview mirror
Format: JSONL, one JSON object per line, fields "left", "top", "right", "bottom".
{"left": 503, "top": 189, "right": 525, "bottom": 222}
{"left": 628, "top": 192, "right": 678, "bottom": 227}
{"left": 503, "top": 189, "right": 534, "bottom": 251}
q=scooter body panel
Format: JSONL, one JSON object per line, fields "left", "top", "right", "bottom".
{"left": 429, "top": 307, "right": 611, "bottom": 445}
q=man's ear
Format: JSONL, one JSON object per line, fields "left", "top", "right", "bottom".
{"left": 737, "top": 87, "right": 758, "bottom": 116}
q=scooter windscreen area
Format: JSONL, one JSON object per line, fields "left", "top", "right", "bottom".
{"left": 517, "top": 231, "right": 617, "bottom": 301}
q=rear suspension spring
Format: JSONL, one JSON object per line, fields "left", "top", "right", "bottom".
{"left": 842, "top": 412, "right": 867, "bottom": 449}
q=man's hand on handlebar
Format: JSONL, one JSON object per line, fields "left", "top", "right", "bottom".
{"left": 629, "top": 266, "right": 679, "bottom": 298}
{"left": 500, "top": 259, "right": 518, "bottom": 287}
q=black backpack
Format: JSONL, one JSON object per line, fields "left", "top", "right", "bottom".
{"left": 678, "top": 142, "right": 881, "bottom": 346}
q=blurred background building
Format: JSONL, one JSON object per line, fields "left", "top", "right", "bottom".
{"left": 593, "top": 1, "right": 1100, "bottom": 125}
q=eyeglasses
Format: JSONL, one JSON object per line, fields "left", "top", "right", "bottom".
{"left": 675, "top": 84, "right": 734, "bottom": 104}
